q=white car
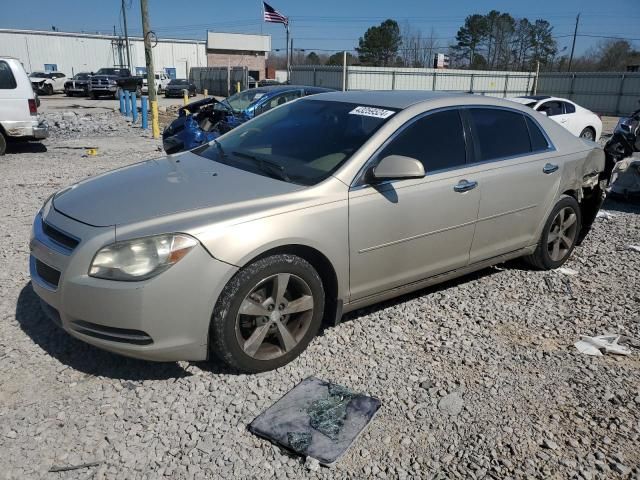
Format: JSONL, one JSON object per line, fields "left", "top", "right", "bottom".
{"left": 142, "top": 72, "right": 170, "bottom": 94}
{"left": 29, "top": 71, "right": 67, "bottom": 95}
{"left": 0, "top": 57, "right": 48, "bottom": 155}
{"left": 510, "top": 95, "right": 602, "bottom": 142}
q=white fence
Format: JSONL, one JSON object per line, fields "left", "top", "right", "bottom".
{"left": 291, "top": 65, "right": 536, "bottom": 98}
{"left": 537, "top": 72, "right": 640, "bottom": 116}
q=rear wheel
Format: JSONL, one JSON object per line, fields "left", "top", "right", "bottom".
{"left": 580, "top": 127, "right": 595, "bottom": 141}
{"left": 0, "top": 131, "right": 6, "bottom": 156}
{"left": 210, "top": 254, "right": 325, "bottom": 373}
{"left": 525, "top": 195, "right": 581, "bottom": 270}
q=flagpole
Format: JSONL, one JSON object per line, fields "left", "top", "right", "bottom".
{"left": 285, "top": 22, "right": 290, "bottom": 83}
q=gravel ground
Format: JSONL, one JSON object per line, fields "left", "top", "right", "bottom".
{"left": 1, "top": 111, "right": 639, "bottom": 479}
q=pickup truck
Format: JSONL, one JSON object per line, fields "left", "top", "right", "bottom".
{"left": 0, "top": 57, "right": 48, "bottom": 155}
{"left": 89, "top": 68, "right": 143, "bottom": 99}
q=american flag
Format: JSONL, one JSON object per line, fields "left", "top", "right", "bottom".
{"left": 263, "top": 2, "right": 288, "bottom": 26}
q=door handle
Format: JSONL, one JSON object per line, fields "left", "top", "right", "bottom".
{"left": 543, "top": 163, "right": 559, "bottom": 174}
{"left": 453, "top": 179, "right": 478, "bottom": 193}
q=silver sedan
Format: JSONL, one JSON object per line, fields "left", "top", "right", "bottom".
{"left": 30, "top": 91, "right": 606, "bottom": 372}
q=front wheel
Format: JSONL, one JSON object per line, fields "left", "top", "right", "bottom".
{"left": 44, "top": 84, "right": 54, "bottom": 95}
{"left": 210, "top": 254, "right": 325, "bottom": 373}
{"left": 525, "top": 195, "right": 582, "bottom": 270}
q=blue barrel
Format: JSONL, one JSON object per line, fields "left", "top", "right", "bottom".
{"left": 131, "top": 92, "right": 138, "bottom": 123}
{"left": 124, "top": 90, "right": 131, "bottom": 117}
{"left": 141, "top": 96, "right": 148, "bottom": 129}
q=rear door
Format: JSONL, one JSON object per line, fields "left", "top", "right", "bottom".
{"left": 0, "top": 60, "right": 31, "bottom": 130}
{"left": 560, "top": 101, "right": 582, "bottom": 136}
{"left": 465, "top": 107, "right": 562, "bottom": 262}
{"left": 348, "top": 108, "right": 481, "bottom": 300}
{"left": 537, "top": 100, "right": 571, "bottom": 132}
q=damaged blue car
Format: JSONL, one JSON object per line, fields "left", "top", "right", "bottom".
{"left": 162, "top": 85, "right": 333, "bottom": 154}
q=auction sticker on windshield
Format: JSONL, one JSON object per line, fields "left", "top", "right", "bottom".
{"left": 349, "top": 106, "right": 395, "bottom": 119}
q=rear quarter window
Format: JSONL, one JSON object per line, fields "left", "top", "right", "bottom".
{"left": 0, "top": 61, "right": 17, "bottom": 89}
{"left": 469, "top": 108, "right": 531, "bottom": 161}
{"left": 564, "top": 102, "right": 576, "bottom": 114}
{"left": 525, "top": 116, "right": 551, "bottom": 152}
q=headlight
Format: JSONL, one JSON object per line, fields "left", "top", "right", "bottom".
{"left": 89, "top": 233, "right": 198, "bottom": 281}
{"left": 109, "top": 79, "right": 117, "bottom": 85}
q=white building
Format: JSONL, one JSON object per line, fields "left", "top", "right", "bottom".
{"left": 0, "top": 28, "right": 207, "bottom": 78}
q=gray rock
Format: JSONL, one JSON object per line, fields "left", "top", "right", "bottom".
{"left": 438, "top": 393, "right": 464, "bottom": 416}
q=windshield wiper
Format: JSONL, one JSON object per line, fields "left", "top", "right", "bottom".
{"left": 231, "top": 151, "right": 291, "bottom": 182}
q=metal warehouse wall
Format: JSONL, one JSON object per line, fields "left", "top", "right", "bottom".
{"left": 0, "top": 29, "right": 206, "bottom": 79}
{"left": 291, "top": 65, "right": 536, "bottom": 97}
{"left": 538, "top": 72, "right": 640, "bottom": 116}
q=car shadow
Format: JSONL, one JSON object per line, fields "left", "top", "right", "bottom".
{"left": 5, "top": 142, "right": 47, "bottom": 154}
{"left": 15, "top": 283, "right": 192, "bottom": 381}
{"left": 331, "top": 266, "right": 500, "bottom": 328}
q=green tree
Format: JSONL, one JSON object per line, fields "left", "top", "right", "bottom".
{"left": 356, "top": 19, "right": 402, "bottom": 66}
{"left": 305, "top": 52, "right": 321, "bottom": 65}
{"left": 529, "top": 20, "right": 557, "bottom": 69}
{"left": 327, "top": 52, "right": 355, "bottom": 66}
{"left": 452, "top": 14, "right": 487, "bottom": 66}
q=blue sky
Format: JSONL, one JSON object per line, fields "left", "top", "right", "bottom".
{"left": 2, "top": 0, "right": 639, "bottom": 56}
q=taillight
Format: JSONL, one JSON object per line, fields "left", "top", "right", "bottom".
{"left": 28, "top": 98, "right": 37, "bottom": 116}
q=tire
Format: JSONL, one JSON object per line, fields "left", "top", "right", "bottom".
{"left": 90, "top": 92, "right": 98, "bottom": 100}
{"left": 579, "top": 127, "right": 595, "bottom": 141}
{"left": 525, "top": 195, "right": 582, "bottom": 270}
{"left": 65, "top": 91, "right": 73, "bottom": 97}
{"left": 44, "top": 84, "right": 53, "bottom": 96}
{"left": 0, "top": 131, "right": 6, "bottom": 156}
{"left": 210, "top": 254, "right": 325, "bottom": 373}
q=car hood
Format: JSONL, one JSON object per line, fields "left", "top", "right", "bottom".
{"left": 52, "top": 151, "right": 303, "bottom": 227}
{"left": 30, "top": 77, "right": 48, "bottom": 82}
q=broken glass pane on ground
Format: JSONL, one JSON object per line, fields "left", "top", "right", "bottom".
{"left": 248, "top": 377, "right": 381, "bottom": 465}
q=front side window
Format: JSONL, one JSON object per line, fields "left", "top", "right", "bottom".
{"left": 260, "top": 91, "right": 302, "bottom": 113}
{"left": 0, "top": 61, "right": 17, "bottom": 89}
{"left": 468, "top": 108, "right": 531, "bottom": 161}
{"left": 195, "top": 100, "right": 396, "bottom": 186}
{"left": 377, "top": 109, "right": 467, "bottom": 173}
{"left": 224, "top": 90, "right": 269, "bottom": 113}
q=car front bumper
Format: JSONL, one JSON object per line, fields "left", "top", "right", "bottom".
{"left": 29, "top": 205, "right": 238, "bottom": 362}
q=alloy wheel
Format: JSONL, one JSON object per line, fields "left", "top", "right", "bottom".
{"left": 235, "top": 273, "right": 314, "bottom": 360}
{"left": 547, "top": 206, "right": 578, "bottom": 262}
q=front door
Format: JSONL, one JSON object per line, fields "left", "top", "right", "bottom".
{"left": 349, "top": 109, "right": 480, "bottom": 301}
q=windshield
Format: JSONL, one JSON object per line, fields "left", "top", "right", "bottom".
{"left": 169, "top": 79, "right": 189, "bottom": 85}
{"left": 75, "top": 73, "right": 91, "bottom": 80}
{"left": 225, "top": 90, "right": 270, "bottom": 112}
{"left": 30, "top": 72, "right": 48, "bottom": 78}
{"left": 195, "top": 99, "right": 397, "bottom": 186}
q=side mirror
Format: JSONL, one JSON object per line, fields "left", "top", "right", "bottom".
{"left": 538, "top": 110, "right": 548, "bottom": 116}
{"left": 371, "top": 155, "right": 425, "bottom": 181}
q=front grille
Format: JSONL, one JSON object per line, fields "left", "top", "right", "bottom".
{"left": 42, "top": 222, "right": 79, "bottom": 250}
{"left": 35, "top": 259, "right": 61, "bottom": 287}
{"left": 70, "top": 320, "right": 153, "bottom": 345}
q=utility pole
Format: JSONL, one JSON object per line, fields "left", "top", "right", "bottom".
{"left": 568, "top": 13, "right": 580, "bottom": 72}
{"left": 141, "top": 0, "right": 159, "bottom": 138}
{"left": 122, "top": 0, "right": 132, "bottom": 72}
{"left": 285, "top": 23, "right": 290, "bottom": 83}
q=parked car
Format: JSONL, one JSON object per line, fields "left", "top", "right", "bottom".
{"left": 64, "top": 72, "right": 92, "bottom": 97}
{"left": 29, "top": 71, "right": 67, "bottom": 95}
{"left": 163, "top": 78, "right": 196, "bottom": 98}
{"left": 89, "top": 68, "right": 142, "bottom": 99}
{"left": 510, "top": 95, "right": 602, "bottom": 141}
{"left": 142, "top": 72, "right": 171, "bottom": 94}
{"left": 0, "top": 57, "right": 48, "bottom": 155}
{"left": 162, "top": 85, "right": 334, "bottom": 154}
{"left": 30, "top": 91, "right": 606, "bottom": 372}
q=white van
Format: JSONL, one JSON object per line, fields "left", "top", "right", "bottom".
{"left": 142, "top": 72, "right": 170, "bottom": 94}
{"left": 0, "top": 57, "right": 48, "bottom": 155}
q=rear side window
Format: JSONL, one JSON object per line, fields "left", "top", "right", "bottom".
{"left": 538, "top": 101, "right": 563, "bottom": 117}
{"left": 468, "top": 108, "right": 531, "bottom": 161}
{"left": 0, "top": 61, "right": 17, "bottom": 89}
{"left": 525, "top": 116, "right": 550, "bottom": 152}
{"left": 564, "top": 102, "right": 576, "bottom": 114}
{"left": 378, "top": 109, "right": 466, "bottom": 173}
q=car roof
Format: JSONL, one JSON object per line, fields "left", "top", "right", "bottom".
{"left": 246, "top": 85, "right": 334, "bottom": 95}
{"left": 304, "top": 90, "right": 478, "bottom": 109}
